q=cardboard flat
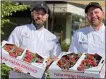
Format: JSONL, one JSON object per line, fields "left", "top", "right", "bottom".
{"left": 1, "top": 40, "right": 47, "bottom": 78}
{"left": 48, "top": 52, "right": 105, "bottom": 78}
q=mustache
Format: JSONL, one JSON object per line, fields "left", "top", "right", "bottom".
{"left": 35, "top": 18, "right": 44, "bottom": 22}
{"left": 91, "top": 17, "right": 99, "bottom": 20}
{"left": 31, "top": 18, "right": 42, "bottom": 23}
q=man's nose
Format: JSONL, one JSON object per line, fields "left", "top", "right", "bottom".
{"left": 37, "top": 14, "right": 42, "bottom": 18}
{"left": 91, "top": 12, "right": 96, "bottom": 17}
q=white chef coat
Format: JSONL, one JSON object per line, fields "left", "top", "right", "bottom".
{"left": 8, "top": 23, "right": 61, "bottom": 78}
{"left": 68, "top": 24, "right": 105, "bottom": 59}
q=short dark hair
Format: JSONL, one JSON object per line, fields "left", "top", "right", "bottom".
{"left": 85, "top": 2, "right": 103, "bottom": 13}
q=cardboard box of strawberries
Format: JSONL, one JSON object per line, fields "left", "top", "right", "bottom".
{"left": 48, "top": 52, "right": 105, "bottom": 78}
{"left": 1, "top": 40, "right": 48, "bottom": 78}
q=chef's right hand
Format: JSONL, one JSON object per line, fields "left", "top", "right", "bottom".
{"left": 12, "top": 67, "right": 23, "bottom": 73}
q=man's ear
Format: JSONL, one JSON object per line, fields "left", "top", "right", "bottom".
{"left": 85, "top": 13, "right": 87, "bottom": 17}
{"left": 85, "top": 14, "right": 88, "bottom": 20}
{"left": 102, "top": 11, "right": 105, "bottom": 20}
{"left": 46, "top": 14, "right": 49, "bottom": 18}
{"left": 31, "top": 11, "right": 34, "bottom": 19}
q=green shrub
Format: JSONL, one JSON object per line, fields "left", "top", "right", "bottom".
{"left": 1, "top": 0, "right": 29, "bottom": 34}
{"left": 1, "top": 64, "right": 11, "bottom": 79}
{"left": 1, "top": 1, "right": 29, "bottom": 79}
{"left": 61, "top": 42, "right": 70, "bottom": 52}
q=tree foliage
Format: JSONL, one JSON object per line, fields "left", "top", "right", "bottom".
{"left": 1, "top": 0, "right": 29, "bottom": 34}
{"left": 1, "top": 0, "right": 29, "bottom": 79}
{"left": 1, "top": 64, "right": 11, "bottom": 79}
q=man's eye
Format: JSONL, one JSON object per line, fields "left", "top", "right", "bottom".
{"left": 95, "top": 11, "right": 99, "bottom": 14}
{"left": 36, "top": 13, "right": 39, "bottom": 15}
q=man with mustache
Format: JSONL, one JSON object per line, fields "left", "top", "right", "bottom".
{"left": 8, "top": 2, "right": 61, "bottom": 78}
{"left": 68, "top": 2, "right": 105, "bottom": 59}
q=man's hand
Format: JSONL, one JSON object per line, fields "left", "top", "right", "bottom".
{"left": 52, "top": 56, "right": 58, "bottom": 61}
{"left": 46, "top": 57, "right": 53, "bottom": 66}
{"left": 12, "top": 67, "right": 23, "bottom": 73}
{"left": 46, "top": 56, "right": 58, "bottom": 65}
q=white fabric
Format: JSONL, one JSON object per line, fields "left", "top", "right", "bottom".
{"left": 8, "top": 23, "right": 61, "bottom": 78}
{"left": 68, "top": 24, "right": 105, "bottom": 59}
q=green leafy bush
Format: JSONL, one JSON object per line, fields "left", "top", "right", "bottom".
{"left": 61, "top": 42, "right": 70, "bottom": 52}
{"left": 1, "top": 0, "right": 29, "bottom": 34}
{"left": 1, "top": 0, "right": 29, "bottom": 79}
{"left": 1, "top": 64, "right": 11, "bottom": 79}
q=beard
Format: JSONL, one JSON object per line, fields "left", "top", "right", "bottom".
{"left": 32, "top": 19, "right": 45, "bottom": 29}
{"left": 88, "top": 18, "right": 103, "bottom": 27}
{"left": 36, "top": 19, "right": 44, "bottom": 26}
